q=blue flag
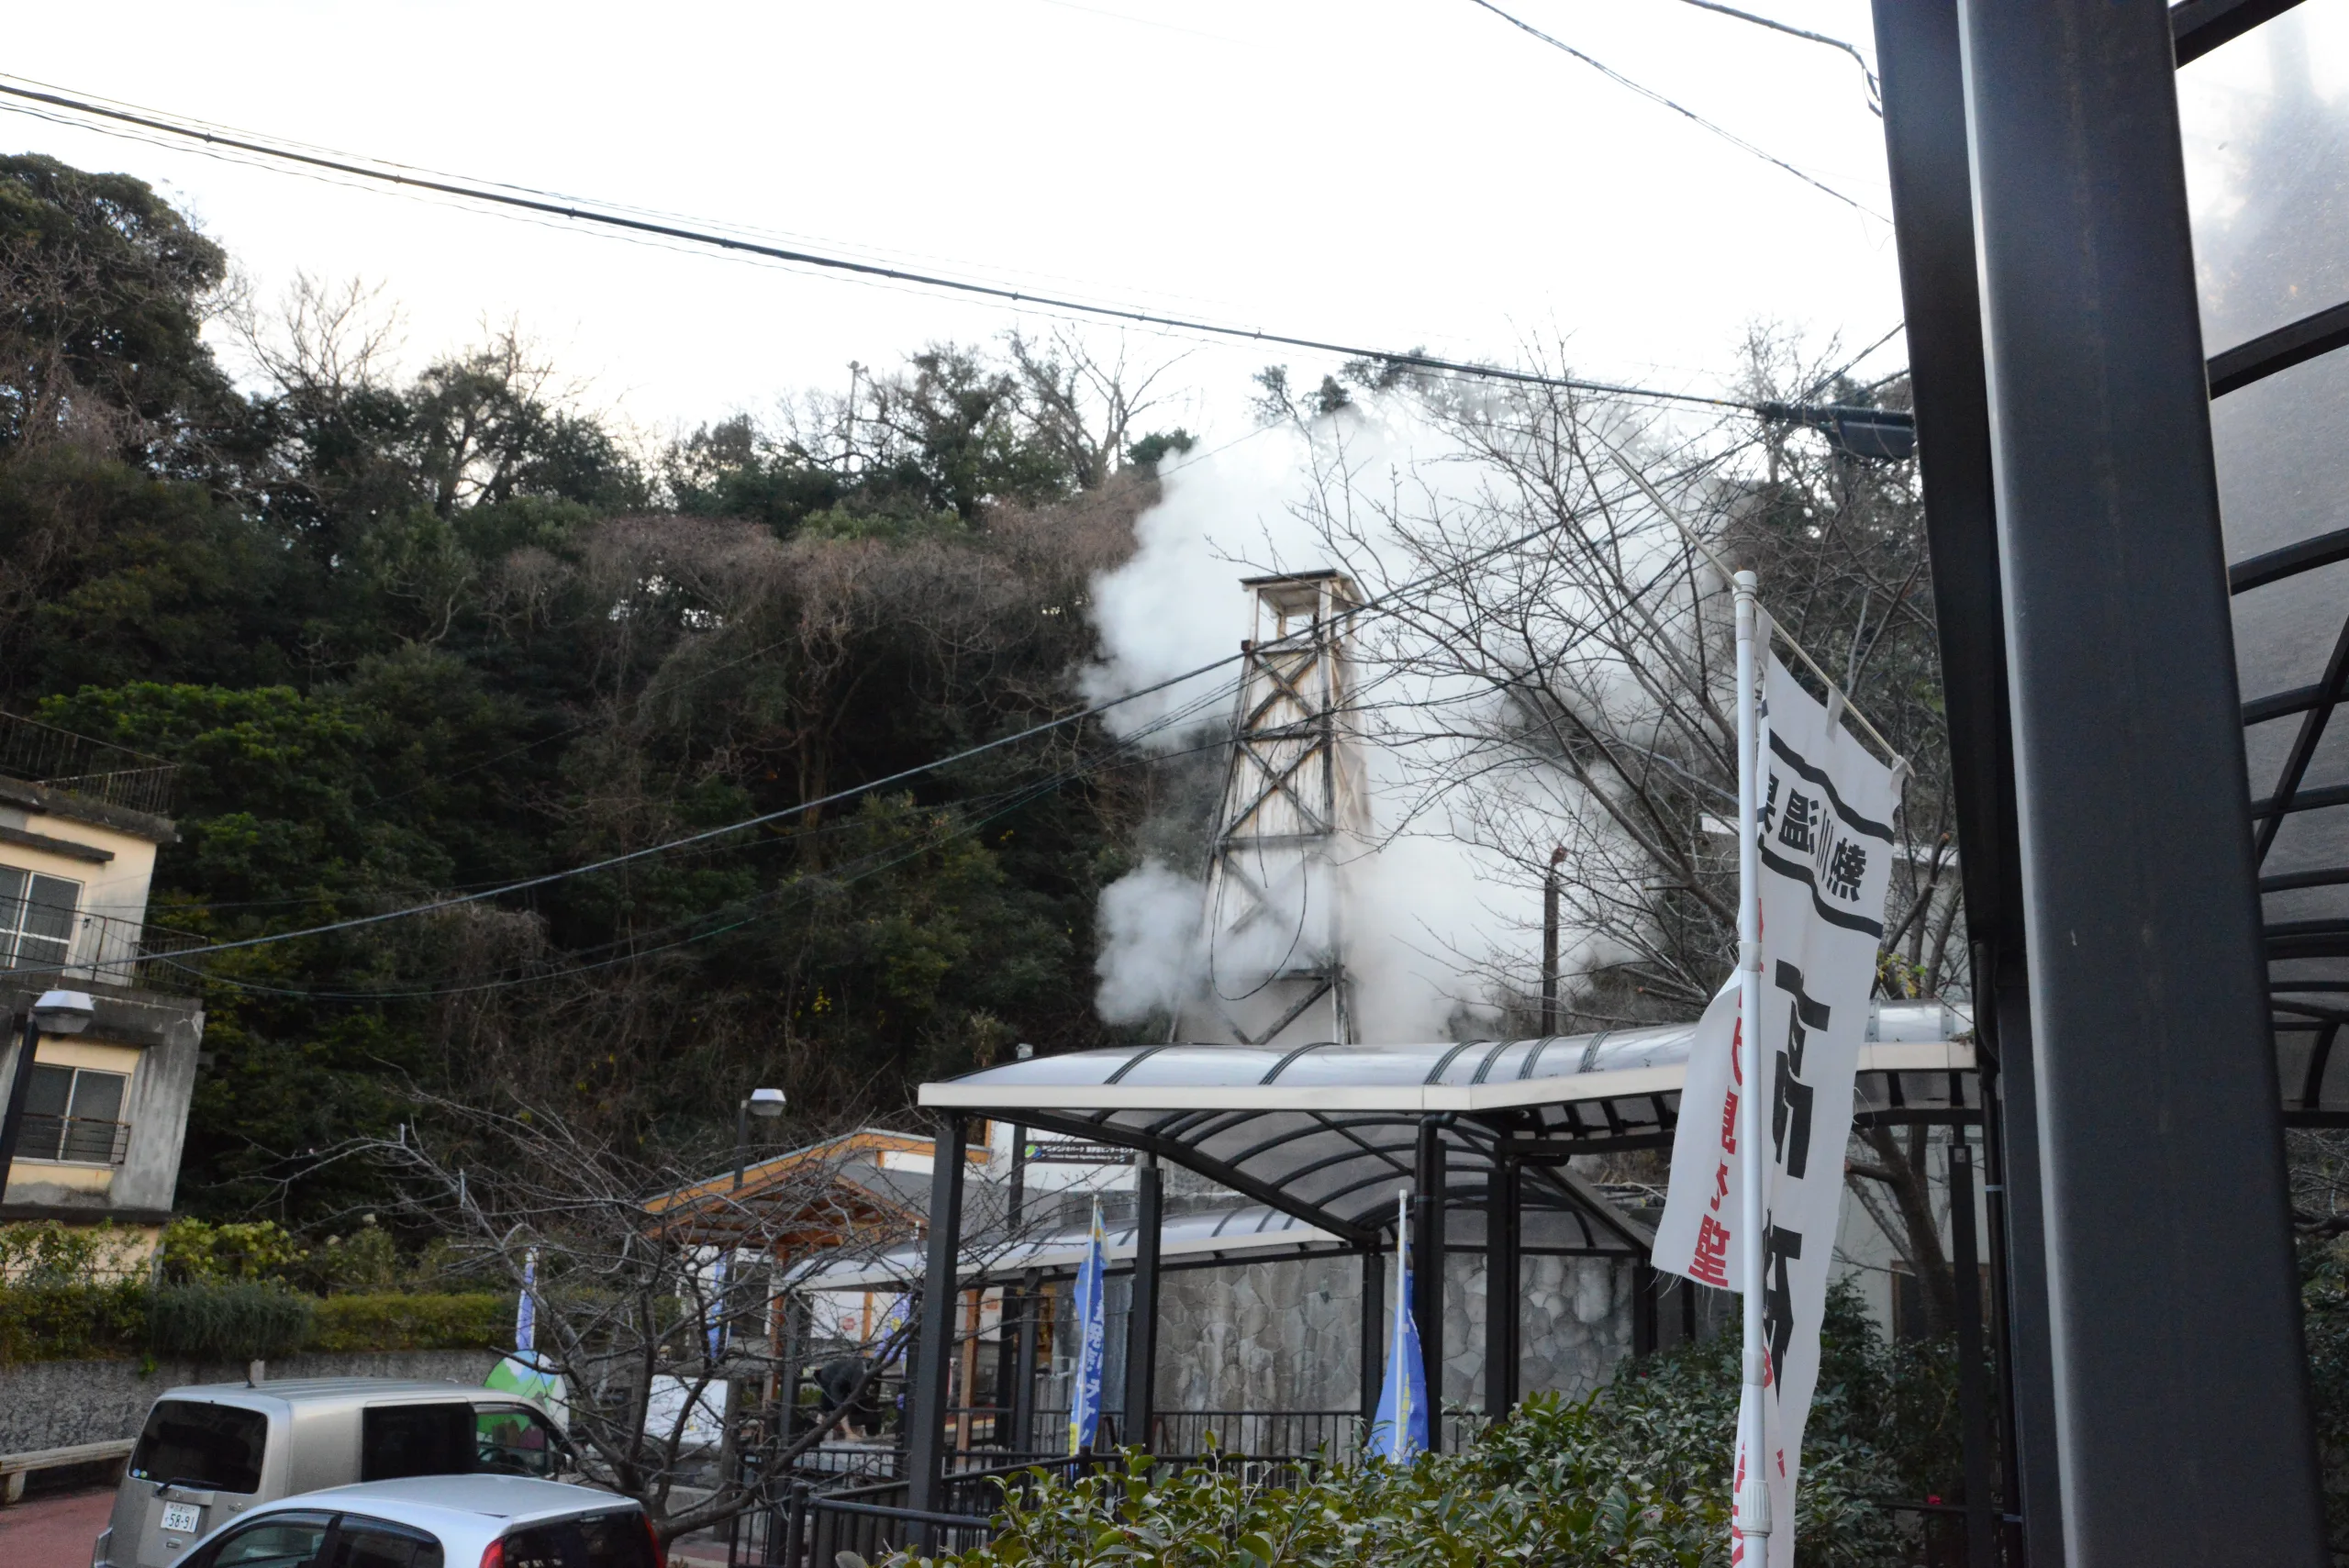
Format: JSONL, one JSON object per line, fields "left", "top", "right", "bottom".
{"left": 1368, "top": 1190, "right": 1428, "bottom": 1462}
{"left": 515, "top": 1247, "right": 538, "bottom": 1356}
{"left": 1067, "top": 1197, "right": 1109, "bottom": 1454}
{"left": 706, "top": 1251, "right": 729, "bottom": 1359}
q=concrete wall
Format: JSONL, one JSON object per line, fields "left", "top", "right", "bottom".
{"left": 0, "top": 1349, "right": 503, "bottom": 1454}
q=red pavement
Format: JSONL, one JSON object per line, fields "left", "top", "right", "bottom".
{"left": 0, "top": 1485, "right": 110, "bottom": 1568}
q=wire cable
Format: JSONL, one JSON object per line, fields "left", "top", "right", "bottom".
{"left": 1665, "top": 0, "right": 1881, "bottom": 114}
{"left": 1461, "top": 0, "right": 1887, "bottom": 221}
{"left": 0, "top": 73, "right": 1805, "bottom": 417}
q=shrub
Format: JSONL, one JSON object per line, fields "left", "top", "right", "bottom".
{"left": 0, "top": 1281, "right": 149, "bottom": 1362}
{"left": 0, "top": 1219, "right": 145, "bottom": 1284}
{"left": 158, "top": 1218, "right": 307, "bottom": 1285}
{"left": 306, "top": 1292, "right": 513, "bottom": 1352}
{"left": 149, "top": 1283, "right": 314, "bottom": 1362}
{"left": 906, "top": 1283, "right": 1917, "bottom": 1568}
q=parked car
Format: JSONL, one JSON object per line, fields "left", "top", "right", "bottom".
{"left": 150, "top": 1475, "right": 659, "bottom": 1568}
{"left": 95, "top": 1379, "right": 574, "bottom": 1568}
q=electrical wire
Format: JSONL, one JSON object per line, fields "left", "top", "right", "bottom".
{"left": 0, "top": 73, "right": 1806, "bottom": 418}
{"left": 1461, "top": 0, "right": 1887, "bottom": 221}
{"left": 1665, "top": 0, "right": 1882, "bottom": 115}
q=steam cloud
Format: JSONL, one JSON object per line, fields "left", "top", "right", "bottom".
{"left": 1082, "top": 407, "right": 1549, "bottom": 1045}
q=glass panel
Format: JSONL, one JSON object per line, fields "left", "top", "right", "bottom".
{"left": 473, "top": 1406, "right": 562, "bottom": 1478}
{"left": 359, "top": 1404, "right": 473, "bottom": 1482}
{"left": 573, "top": 1513, "right": 658, "bottom": 1568}
{"left": 19, "top": 1063, "right": 70, "bottom": 1161}
{"left": 68, "top": 1067, "right": 125, "bottom": 1123}
{"left": 210, "top": 1515, "right": 333, "bottom": 1568}
{"left": 2179, "top": 0, "right": 2349, "bottom": 352}
{"left": 128, "top": 1399, "right": 269, "bottom": 1494}
{"left": 328, "top": 1520, "right": 445, "bottom": 1568}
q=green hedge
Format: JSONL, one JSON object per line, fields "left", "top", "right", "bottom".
{"left": 0, "top": 1285, "right": 516, "bottom": 1364}
{"left": 306, "top": 1292, "right": 513, "bottom": 1352}
{"left": 0, "top": 1282, "right": 150, "bottom": 1362}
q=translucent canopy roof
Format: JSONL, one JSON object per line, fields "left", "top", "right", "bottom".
{"left": 2179, "top": 5, "right": 2349, "bottom": 1118}
{"left": 793, "top": 1204, "right": 1349, "bottom": 1294}
{"left": 920, "top": 1002, "right": 1974, "bottom": 1243}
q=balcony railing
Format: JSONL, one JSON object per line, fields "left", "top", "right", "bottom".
{"left": 1, "top": 908, "right": 209, "bottom": 994}
{"left": 17, "top": 1114, "right": 130, "bottom": 1166}
{"left": 0, "top": 710, "right": 176, "bottom": 817}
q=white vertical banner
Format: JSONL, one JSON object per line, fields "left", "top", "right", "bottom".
{"left": 1652, "top": 651, "right": 1898, "bottom": 1568}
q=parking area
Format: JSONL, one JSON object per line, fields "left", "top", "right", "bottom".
{"left": 0, "top": 1485, "right": 111, "bottom": 1568}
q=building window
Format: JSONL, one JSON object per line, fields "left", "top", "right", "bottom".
{"left": 21, "top": 1063, "right": 129, "bottom": 1164}
{"left": 0, "top": 865, "right": 79, "bottom": 973}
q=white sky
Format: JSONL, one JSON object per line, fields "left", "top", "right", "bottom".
{"left": 2, "top": 0, "right": 1903, "bottom": 444}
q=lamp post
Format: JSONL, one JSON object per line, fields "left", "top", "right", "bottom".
{"left": 0, "top": 990, "right": 97, "bottom": 1192}
{"left": 733, "top": 1086, "right": 785, "bottom": 1191}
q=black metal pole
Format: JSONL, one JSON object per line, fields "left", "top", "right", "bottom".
{"left": 0, "top": 1010, "right": 39, "bottom": 1187}
{"left": 1958, "top": 0, "right": 2324, "bottom": 1556}
{"left": 1541, "top": 847, "right": 1563, "bottom": 1035}
{"left": 732, "top": 1098, "right": 750, "bottom": 1191}
{"left": 1011, "top": 1266, "right": 1041, "bottom": 1456}
{"left": 1948, "top": 1138, "right": 1995, "bottom": 1568}
{"left": 1632, "top": 1262, "right": 1657, "bottom": 1360}
{"left": 906, "top": 1112, "right": 966, "bottom": 1517}
{"left": 1360, "top": 1240, "right": 1384, "bottom": 1426}
{"left": 1121, "top": 1155, "right": 1163, "bottom": 1454}
{"left": 1483, "top": 1153, "right": 1520, "bottom": 1419}
{"left": 1412, "top": 1118, "right": 1445, "bottom": 1451}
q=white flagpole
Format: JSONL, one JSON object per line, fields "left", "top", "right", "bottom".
{"left": 1732, "top": 569, "right": 1771, "bottom": 1551}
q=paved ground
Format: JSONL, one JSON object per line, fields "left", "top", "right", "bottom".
{"left": 0, "top": 1485, "right": 110, "bottom": 1568}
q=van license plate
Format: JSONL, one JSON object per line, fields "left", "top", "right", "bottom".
{"left": 161, "top": 1503, "right": 200, "bottom": 1534}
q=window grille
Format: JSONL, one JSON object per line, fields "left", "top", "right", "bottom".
{"left": 20, "top": 1062, "right": 129, "bottom": 1165}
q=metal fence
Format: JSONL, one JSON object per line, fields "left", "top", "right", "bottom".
{"left": 0, "top": 710, "right": 176, "bottom": 817}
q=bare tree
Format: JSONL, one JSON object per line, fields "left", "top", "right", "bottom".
{"left": 1273, "top": 339, "right": 1969, "bottom": 1332}
{"left": 348, "top": 1095, "right": 1040, "bottom": 1546}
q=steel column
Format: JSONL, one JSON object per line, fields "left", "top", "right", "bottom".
{"left": 1011, "top": 1268, "right": 1041, "bottom": 1455}
{"left": 1360, "top": 1242, "right": 1384, "bottom": 1425}
{"left": 1948, "top": 1138, "right": 1995, "bottom": 1568}
{"left": 1484, "top": 1154, "right": 1520, "bottom": 1418}
{"left": 1412, "top": 1118, "right": 1445, "bottom": 1451}
{"left": 1122, "top": 1155, "right": 1163, "bottom": 1452}
{"left": 905, "top": 1112, "right": 965, "bottom": 1515}
{"left": 1957, "top": 0, "right": 2323, "bottom": 1557}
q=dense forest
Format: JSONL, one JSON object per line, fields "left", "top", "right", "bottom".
{"left": 1, "top": 152, "right": 1205, "bottom": 1221}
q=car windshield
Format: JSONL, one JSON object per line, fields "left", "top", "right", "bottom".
{"left": 128, "top": 1400, "right": 268, "bottom": 1495}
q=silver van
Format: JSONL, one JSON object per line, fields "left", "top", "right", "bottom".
{"left": 95, "top": 1378, "right": 573, "bottom": 1568}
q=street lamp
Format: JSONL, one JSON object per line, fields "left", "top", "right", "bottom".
{"left": 733, "top": 1086, "right": 785, "bottom": 1190}
{"left": 0, "top": 990, "right": 96, "bottom": 1189}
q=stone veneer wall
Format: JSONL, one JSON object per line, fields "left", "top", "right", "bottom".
{"left": 0, "top": 1349, "right": 503, "bottom": 1454}
{"left": 1036, "top": 1251, "right": 1638, "bottom": 1432}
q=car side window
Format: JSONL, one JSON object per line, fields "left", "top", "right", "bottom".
{"left": 473, "top": 1405, "right": 563, "bottom": 1478}
{"left": 328, "top": 1517, "right": 445, "bottom": 1568}
{"left": 196, "top": 1512, "right": 334, "bottom": 1568}
{"left": 360, "top": 1404, "right": 473, "bottom": 1481}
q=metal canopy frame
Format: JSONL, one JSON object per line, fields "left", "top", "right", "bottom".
{"left": 1876, "top": 0, "right": 2332, "bottom": 1560}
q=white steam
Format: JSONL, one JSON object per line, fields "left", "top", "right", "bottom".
{"left": 1084, "top": 407, "right": 1557, "bottom": 1045}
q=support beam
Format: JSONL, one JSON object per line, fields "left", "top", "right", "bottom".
{"left": 1121, "top": 1155, "right": 1163, "bottom": 1453}
{"left": 905, "top": 1112, "right": 965, "bottom": 1516}
{"left": 1632, "top": 1262, "right": 1658, "bottom": 1360}
{"left": 1360, "top": 1242, "right": 1384, "bottom": 1427}
{"left": 1412, "top": 1118, "right": 1445, "bottom": 1451}
{"left": 1948, "top": 1138, "right": 1995, "bottom": 1568}
{"left": 1957, "top": 0, "right": 2324, "bottom": 1556}
{"left": 1484, "top": 1155, "right": 1520, "bottom": 1418}
{"left": 1010, "top": 1268, "right": 1041, "bottom": 1456}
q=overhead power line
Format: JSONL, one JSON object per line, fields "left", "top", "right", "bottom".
{"left": 1462, "top": 0, "right": 1887, "bottom": 219}
{"left": 3, "top": 72, "right": 1820, "bottom": 418}
{"left": 1667, "top": 0, "right": 1882, "bottom": 115}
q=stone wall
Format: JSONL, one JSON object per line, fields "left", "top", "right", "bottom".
{"left": 1038, "top": 1251, "right": 1640, "bottom": 1433}
{"left": 0, "top": 1349, "right": 503, "bottom": 1454}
